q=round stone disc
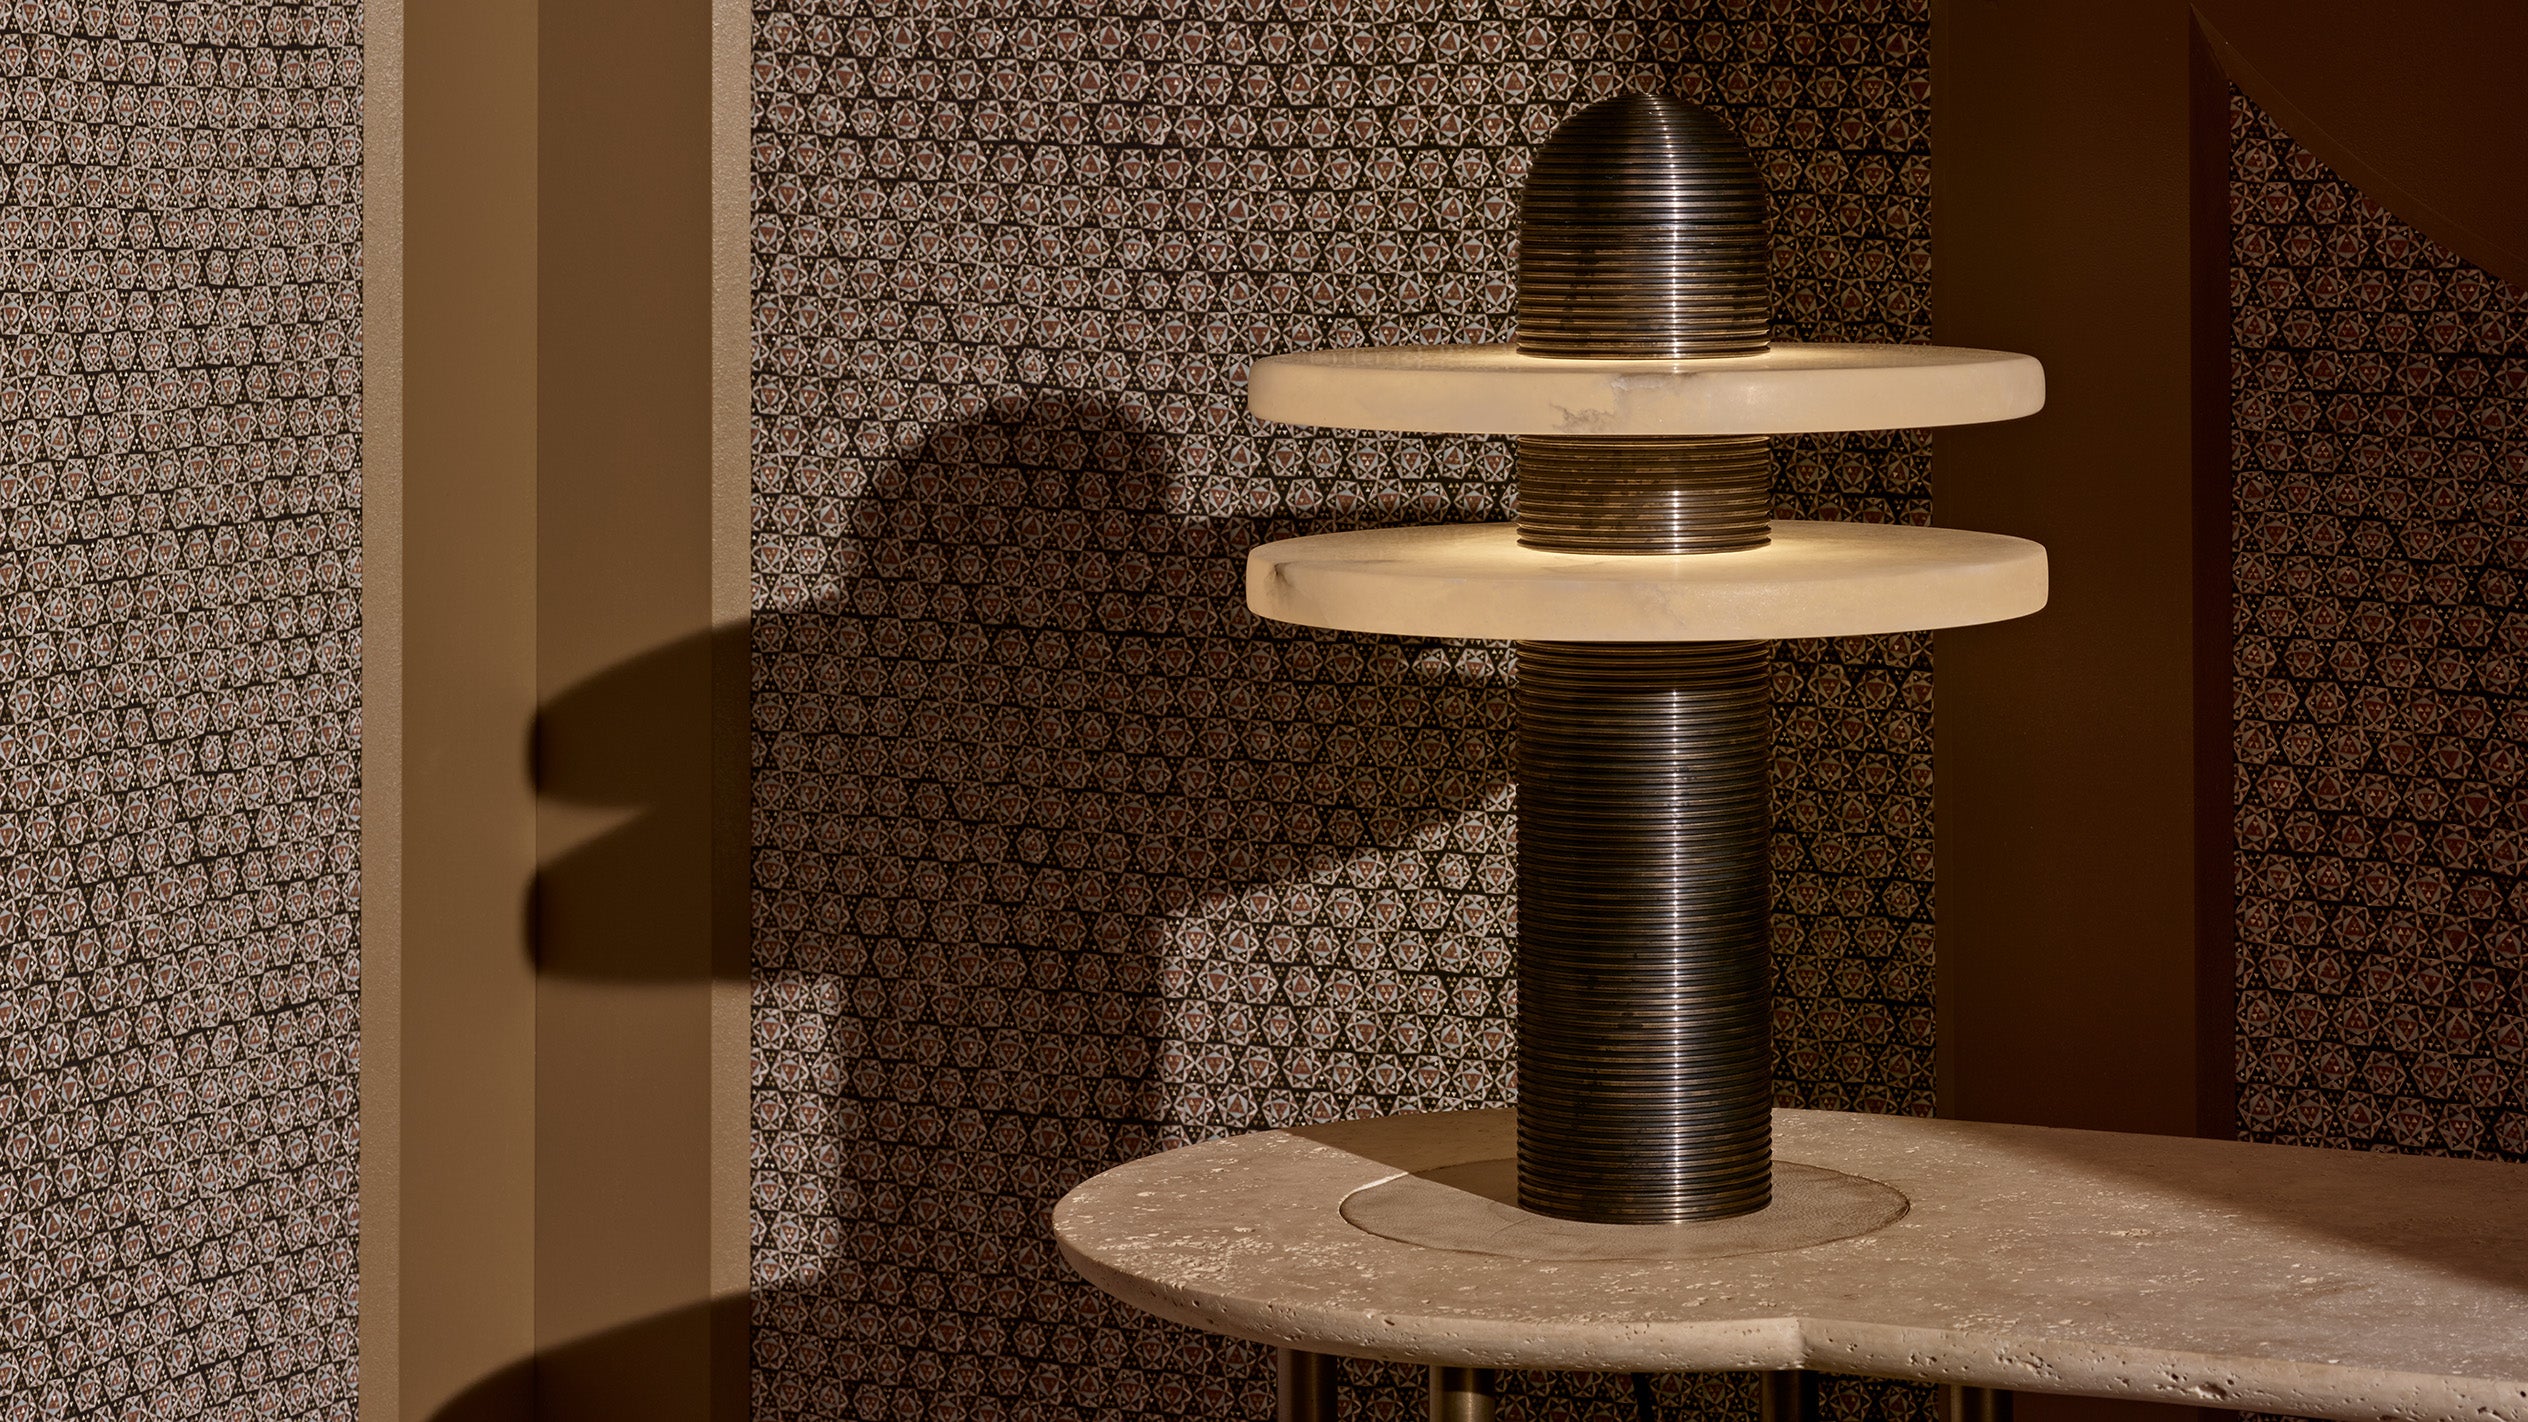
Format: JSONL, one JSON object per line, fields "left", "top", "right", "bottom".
{"left": 1053, "top": 1105, "right": 2528, "bottom": 1410}
{"left": 1247, "top": 342, "right": 2043, "bottom": 435}
{"left": 1341, "top": 1157, "right": 1909, "bottom": 1262}
{"left": 1245, "top": 521, "right": 2047, "bottom": 641}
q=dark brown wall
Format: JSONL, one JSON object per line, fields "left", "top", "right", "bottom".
{"left": 1931, "top": 11, "right": 2231, "bottom": 1422}
{"left": 379, "top": 0, "right": 752, "bottom": 1415}
{"left": 1936, "top": 9, "right": 2527, "bottom": 1422}
{"left": 2195, "top": 0, "right": 2528, "bottom": 292}
{"left": 1932, "top": 1, "right": 2227, "bottom": 1140}
{"left": 1933, "top": 0, "right": 2528, "bottom": 1154}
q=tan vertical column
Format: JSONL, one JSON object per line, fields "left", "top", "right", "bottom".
{"left": 531, "top": 0, "right": 751, "bottom": 1416}
{"left": 358, "top": 0, "right": 406, "bottom": 1411}
{"left": 377, "top": 0, "right": 545, "bottom": 1417}
{"left": 709, "top": 1, "right": 758, "bottom": 1405}
{"left": 1933, "top": 5, "right": 2230, "bottom": 1422}
{"left": 367, "top": 0, "right": 749, "bottom": 1415}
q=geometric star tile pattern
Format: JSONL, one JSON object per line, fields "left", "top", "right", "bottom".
{"left": 0, "top": 4, "right": 363, "bottom": 1418}
{"left": 2230, "top": 92, "right": 2528, "bottom": 1163}
{"left": 751, "top": 1, "right": 1941, "bottom": 1417}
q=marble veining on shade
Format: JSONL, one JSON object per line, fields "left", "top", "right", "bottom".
{"left": 1247, "top": 342, "right": 2044, "bottom": 436}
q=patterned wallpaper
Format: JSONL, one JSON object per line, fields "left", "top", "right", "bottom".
{"left": 2230, "top": 94, "right": 2528, "bottom": 1161}
{"left": 0, "top": 5, "right": 362, "bottom": 1418}
{"left": 748, "top": 1, "right": 1938, "bottom": 1417}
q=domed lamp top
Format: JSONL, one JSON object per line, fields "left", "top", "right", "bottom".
{"left": 1518, "top": 92, "right": 1772, "bottom": 360}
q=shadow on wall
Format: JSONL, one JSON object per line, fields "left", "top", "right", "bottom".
{"left": 524, "top": 395, "right": 1517, "bottom": 1415}
{"left": 424, "top": 1294, "right": 746, "bottom": 1421}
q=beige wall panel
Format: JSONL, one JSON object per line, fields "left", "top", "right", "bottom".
{"left": 533, "top": 0, "right": 752, "bottom": 1416}
{"left": 395, "top": 0, "right": 544, "bottom": 1416}
{"left": 370, "top": 0, "right": 749, "bottom": 1405}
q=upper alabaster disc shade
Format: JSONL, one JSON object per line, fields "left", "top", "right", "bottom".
{"left": 1247, "top": 341, "right": 2044, "bottom": 435}
{"left": 1247, "top": 521, "right": 2047, "bottom": 641}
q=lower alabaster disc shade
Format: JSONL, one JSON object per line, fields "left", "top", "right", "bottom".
{"left": 1246, "top": 342, "right": 2044, "bottom": 435}
{"left": 1246, "top": 521, "right": 2047, "bottom": 641}
{"left": 1052, "top": 1108, "right": 2528, "bottom": 1422}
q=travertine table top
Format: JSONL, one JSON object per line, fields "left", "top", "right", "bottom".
{"left": 1052, "top": 1108, "right": 2528, "bottom": 1422}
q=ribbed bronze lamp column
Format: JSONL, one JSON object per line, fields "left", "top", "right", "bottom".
{"left": 1512, "top": 92, "right": 1779, "bottom": 1224}
{"left": 1065, "top": 78, "right": 2053, "bottom": 1422}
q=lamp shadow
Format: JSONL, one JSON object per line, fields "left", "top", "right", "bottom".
{"left": 422, "top": 1293, "right": 746, "bottom": 1422}
{"left": 533, "top": 394, "right": 1510, "bottom": 984}
{"left": 510, "top": 390, "right": 2528, "bottom": 1418}
{"left": 524, "top": 394, "right": 1515, "bottom": 1417}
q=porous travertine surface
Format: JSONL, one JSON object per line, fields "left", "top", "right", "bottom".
{"left": 1056, "top": 1108, "right": 2528, "bottom": 1422}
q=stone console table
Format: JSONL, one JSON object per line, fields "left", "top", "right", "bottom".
{"left": 1054, "top": 92, "right": 2528, "bottom": 1422}
{"left": 1053, "top": 1108, "right": 2528, "bottom": 1422}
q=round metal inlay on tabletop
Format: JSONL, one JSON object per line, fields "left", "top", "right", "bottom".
{"left": 1342, "top": 1156, "right": 1909, "bottom": 1261}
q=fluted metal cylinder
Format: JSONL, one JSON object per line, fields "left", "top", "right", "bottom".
{"left": 1428, "top": 1366, "right": 1498, "bottom": 1422}
{"left": 1517, "top": 435, "right": 1771, "bottom": 554}
{"left": 1517, "top": 92, "right": 1770, "bottom": 360}
{"left": 1514, "top": 640, "right": 1773, "bottom": 1222}
{"left": 1942, "top": 1386, "right": 2014, "bottom": 1422}
{"left": 1765, "top": 1372, "right": 1819, "bottom": 1422}
{"left": 1278, "top": 1350, "right": 1340, "bottom": 1422}
{"left": 1508, "top": 90, "right": 1779, "bottom": 1225}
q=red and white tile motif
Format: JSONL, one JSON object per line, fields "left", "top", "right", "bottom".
{"left": 2230, "top": 92, "right": 2528, "bottom": 1162}
{"left": 749, "top": 2, "right": 1942, "bottom": 1417}
{"left": 0, "top": 4, "right": 363, "bottom": 1418}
